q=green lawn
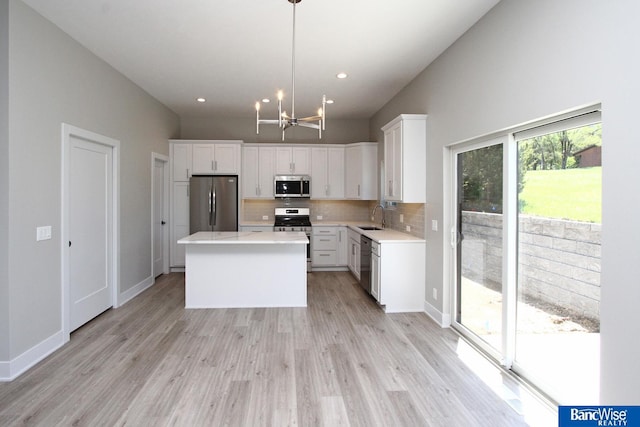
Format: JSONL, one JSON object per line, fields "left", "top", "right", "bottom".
{"left": 519, "top": 167, "right": 601, "bottom": 223}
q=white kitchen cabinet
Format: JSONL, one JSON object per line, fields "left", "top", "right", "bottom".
{"left": 375, "top": 241, "right": 425, "bottom": 313}
{"left": 171, "top": 143, "right": 192, "bottom": 182}
{"left": 192, "top": 142, "right": 241, "bottom": 174}
{"left": 371, "top": 241, "right": 380, "bottom": 302}
{"left": 170, "top": 181, "right": 189, "bottom": 268}
{"left": 242, "top": 145, "right": 276, "bottom": 198}
{"left": 276, "top": 146, "right": 310, "bottom": 175}
{"left": 336, "top": 227, "right": 348, "bottom": 266}
{"left": 312, "top": 226, "right": 348, "bottom": 269}
{"left": 345, "top": 143, "right": 378, "bottom": 200}
{"left": 311, "top": 146, "right": 345, "bottom": 199}
{"left": 382, "top": 114, "right": 427, "bottom": 202}
{"left": 347, "top": 228, "right": 361, "bottom": 280}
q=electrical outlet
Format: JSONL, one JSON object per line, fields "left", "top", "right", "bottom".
{"left": 431, "top": 220, "right": 438, "bottom": 231}
{"left": 262, "top": 215, "right": 269, "bottom": 220}
{"left": 433, "top": 288, "right": 438, "bottom": 300}
{"left": 317, "top": 215, "right": 323, "bottom": 220}
{"left": 399, "top": 214, "right": 404, "bottom": 223}
{"left": 405, "top": 225, "right": 411, "bottom": 232}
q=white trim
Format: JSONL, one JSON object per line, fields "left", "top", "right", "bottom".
{"left": 0, "top": 330, "right": 64, "bottom": 382}
{"left": 61, "top": 123, "right": 120, "bottom": 343}
{"left": 151, "top": 153, "right": 170, "bottom": 277}
{"left": 118, "top": 275, "right": 154, "bottom": 307}
{"left": 424, "top": 300, "right": 451, "bottom": 327}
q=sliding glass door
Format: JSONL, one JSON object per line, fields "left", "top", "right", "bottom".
{"left": 451, "top": 111, "right": 602, "bottom": 404}
{"left": 455, "top": 142, "right": 504, "bottom": 357}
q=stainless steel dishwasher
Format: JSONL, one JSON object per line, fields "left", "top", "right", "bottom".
{"left": 360, "top": 235, "right": 372, "bottom": 294}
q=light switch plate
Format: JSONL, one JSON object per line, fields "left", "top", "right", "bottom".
{"left": 36, "top": 226, "right": 52, "bottom": 241}
{"left": 405, "top": 225, "right": 411, "bottom": 232}
{"left": 399, "top": 214, "right": 404, "bottom": 223}
{"left": 316, "top": 215, "right": 323, "bottom": 220}
{"left": 262, "top": 215, "right": 269, "bottom": 220}
{"left": 431, "top": 220, "right": 438, "bottom": 231}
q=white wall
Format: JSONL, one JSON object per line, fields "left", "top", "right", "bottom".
{"left": 370, "top": 0, "right": 640, "bottom": 404}
{"left": 2, "top": 0, "right": 179, "bottom": 371}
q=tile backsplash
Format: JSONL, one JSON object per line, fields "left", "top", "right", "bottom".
{"left": 242, "top": 199, "right": 425, "bottom": 239}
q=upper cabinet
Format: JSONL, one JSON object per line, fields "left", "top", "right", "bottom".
{"left": 191, "top": 141, "right": 241, "bottom": 174}
{"left": 275, "top": 146, "right": 310, "bottom": 175}
{"left": 171, "top": 143, "right": 192, "bottom": 182}
{"left": 345, "top": 142, "right": 378, "bottom": 200}
{"left": 242, "top": 145, "right": 276, "bottom": 199}
{"left": 382, "top": 114, "right": 427, "bottom": 203}
{"left": 311, "top": 146, "right": 345, "bottom": 199}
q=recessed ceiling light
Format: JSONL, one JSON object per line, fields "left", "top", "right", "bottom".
{"left": 196, "top": 97, "right": 206, "bottom": 103}
{"left": 262, "top": 98, "right": 270, "bottom": 103}
{"left": 326, "top": 99, "right": 334, "bottom": 104}
{"left": 336, "top": 72, "right": 348, "bottom": 79}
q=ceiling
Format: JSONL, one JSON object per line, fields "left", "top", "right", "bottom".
{"left": 21, "top": 0, "right": 500, "bottom": 120}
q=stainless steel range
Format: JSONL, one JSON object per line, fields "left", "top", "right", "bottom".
{"left": 274, "top": 208, "right": 311, "bottom": 271}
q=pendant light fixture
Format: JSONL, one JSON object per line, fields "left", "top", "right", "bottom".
{"left": 255, "top": 0, "right": 327, "bottom": 141}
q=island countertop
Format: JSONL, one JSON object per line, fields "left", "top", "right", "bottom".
{"left": 178, "top": 231, "right": 308, "bottom": 245}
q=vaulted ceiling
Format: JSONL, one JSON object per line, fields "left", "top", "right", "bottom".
{"left": 22, "top": 0, "right": 500, "bottom": 120}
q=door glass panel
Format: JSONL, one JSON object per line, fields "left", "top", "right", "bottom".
{"left": 456, "top": 144, "right": 504, "bottom": 352}
{"left": 516, "top": 123, "right": 601, "bottom": 403}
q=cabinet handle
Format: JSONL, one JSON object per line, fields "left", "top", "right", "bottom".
{"left": 186, "top": 168, "right": 190, "bottom": 178}
{"left": 320, "top": 238, "right": 331, "bottom": 242}
{"left": 388, "top": 180, "right": 393, "bottom": 196}
{"left": 357, "top": 184, "right": 360, "bottom": 197}
{"left": 291, "top": 162, "right": 294, "bottom": 173}
{"left": 256, "top": 185, "right": 260, "bottom": 196}
{"left": 214, "top": 160, "right": 218, "bottom": 171}
{"left": 319, "top": 254, "right": 330, "bottom": 257}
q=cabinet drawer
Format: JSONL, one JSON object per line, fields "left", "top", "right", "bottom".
{"left": 312, "top": 250, "right": 337, "bottom": 265}
{"left": 313, "top": 235, "right": 337, "bottom": 250}
{"left": 313, "top": 226, "right": 337, "bottom": 236}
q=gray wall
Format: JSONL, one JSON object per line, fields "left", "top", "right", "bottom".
{"left": 181, "top": 115, "right": 370, "bottom": 144}
{"left": 3, "top": 0, "right": 179, "bottom": 361}
{"left": 0, "top": 0, "right": 9, "bottom": 361}
{"left": 370, "top": 0, "right": 639, "bottom": 403}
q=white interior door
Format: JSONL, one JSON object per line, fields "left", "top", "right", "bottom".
{"left": 152, "top": 156, "right": 168, "bottom": 277}
{"left": 68, "top": 133, "right": 114, "bottom": 332}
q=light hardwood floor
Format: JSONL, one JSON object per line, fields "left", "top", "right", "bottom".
{"left": 0, "top": 272, "right": 551, "bottom": 426}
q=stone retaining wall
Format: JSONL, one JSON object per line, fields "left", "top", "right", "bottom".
{"left": 461, "top": 211, "right": 601, "bottom": 321}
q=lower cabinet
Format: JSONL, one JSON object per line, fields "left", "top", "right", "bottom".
{"left": 373, "top": 241, "right": 425, "bottom": 313}
{"left": 371, "top": 241, "right": 380, "bottom": 301}
{"left": 347, "top": 229, "right": 361, "bottom": 280}
{"left": 170, "top": 182, "right": 189, "bottom": 268}
{"left": 312, "top": 226, "right": 348, "bottom": 269}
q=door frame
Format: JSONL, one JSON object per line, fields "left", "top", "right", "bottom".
{"left": 151, "top": 153, "right": 170, "bottom": 277}
{"left": 61, "top": 123, "right": 120, "bottom": 342}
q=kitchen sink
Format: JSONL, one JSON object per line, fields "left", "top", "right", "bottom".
{"left": 357, "top": 226, "right": 383, "bottom": 231}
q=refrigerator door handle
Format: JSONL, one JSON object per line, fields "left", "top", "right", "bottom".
{"left": 212, "top": 184, "right": 217, "bottom": 227}
{"left": 208, "top": 186, "right": 213, "bottom": 226}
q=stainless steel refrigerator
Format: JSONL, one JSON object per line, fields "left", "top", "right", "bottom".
{"left": 189, "top": 175, "right": 238, "bottom": 233}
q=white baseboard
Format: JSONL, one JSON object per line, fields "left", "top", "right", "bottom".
{"left": 424, "top": 300, "right": 452, "bottom": 328}
{"left": 118, "top": 275, "right": 154, "bottom": 307}
{"left": 0, "top": 330, "right": 65, "bottom": 381}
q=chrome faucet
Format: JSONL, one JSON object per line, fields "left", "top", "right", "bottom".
{"left": 371, "top": 203, "right": 386, "bottom": 229}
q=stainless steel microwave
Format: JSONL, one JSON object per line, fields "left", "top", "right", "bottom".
{"left": 274, "top": 175, "right": 310, "bottom": 198}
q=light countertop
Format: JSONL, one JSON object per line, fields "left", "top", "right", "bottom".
{"left": 178, "top": 231, "right": 308, "bottom": 245}
{"left": 239, "top": 220, "right": 425, "bottom": 243}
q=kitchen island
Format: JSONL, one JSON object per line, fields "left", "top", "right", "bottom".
{"left": 178, "top": 231, "right": 308, "bottom": 308}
